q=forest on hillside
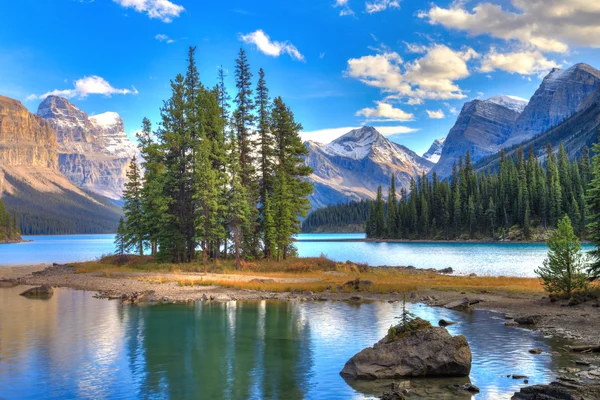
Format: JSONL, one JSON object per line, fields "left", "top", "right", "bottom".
{"left": 367, "top": 142, "right": 598, "bottom": 241}
{"left": 116, "top": 47, "right": 313, "bottom": 266}
{"left": 0, "top": 197, "right": 21, "bottom": 242}
{"left": 301, "top": 200, "right": 370, "bottom": 233}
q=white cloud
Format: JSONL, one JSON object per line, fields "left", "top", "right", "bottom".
{"left": 419, "top": 1, "right": 600, "bottom": 53}
{"left": 346, "top": 44, "right": 478, "bottom": 104}
{"left": 155, "top": 34, "right": 175, "bottom": 44}
{"left": 356, "top": 101, "right": 414, "bottom": 121}
{"left": 366, "top": 0, "right": 400, "bottom": 14}
{"left": 113, "top": 0, "right": 184, "bottom": 23}
{"left": 301, "top": 125, "right": 417, "bottom": 144}
{"left": 28, "top": 76, "right": 138, "bottom": 100}
{"left": 444, "top": 102, "right": 458, "bottom": 114}
{"left": 239, "top": 30, "right": 305, "bottom": 61}
{"left": 426, "top": 109, "right": 445, "bottom": 119}
{"left": 334, "top": 0, "right": 354, "bottom": 16}
{"left": 480, "top": 49, "right": 559, "bottom": 75}
{"left": 404, "top": 42, "right": 428, "bottom": 54}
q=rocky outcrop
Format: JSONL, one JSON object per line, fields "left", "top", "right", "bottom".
{"left": 340, "top": 318, "right": 471, "bottom": 379}
{"left": 430, "top": 96, "right": 526, "bottom": 178}
{"left": 305, "top": 127, "right": 433, "bottom": 209}
{"left": 0, "top": 96, "right": 57, "bottom": 170}
{"left": 422, "top": 137, "right": 446, "bottom": 164}
{"left": 37, "top": 96, "right": 137, "bottom": 200}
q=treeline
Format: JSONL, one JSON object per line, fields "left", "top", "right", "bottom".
{"left": 367, "top": 143, "right": 595, "bottom": 241}
{"left": 117, "top": 47, "right": 313, "bottom": 266}
{"left": 0, "top": 197, "right": 20, "bottom": 242}
{"left": 301, "top": 200, "right": 370, "bottom": 233}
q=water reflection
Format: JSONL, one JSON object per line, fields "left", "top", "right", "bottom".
{"left": 0, "top": 288, "right": 573, "bottom": 400}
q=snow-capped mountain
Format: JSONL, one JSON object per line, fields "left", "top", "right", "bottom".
{"left": 487, "top": 95, "right": 528, "bottom": 113}
{"left": 305, "top": 126, "right": 433, "bottom": 209}
{"left": 422, "top": 137, "right": 446, "bottom": 164}
{"left": 37, "top": 96, "right": 138, "bottom": 200}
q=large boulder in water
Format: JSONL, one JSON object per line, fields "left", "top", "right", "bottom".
{"left": 340, "top": 317, "right": 472, "bottom": 379}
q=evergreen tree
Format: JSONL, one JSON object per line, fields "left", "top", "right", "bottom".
{"left": 587, "top": 133, "right": 600, "bottom": 278}
{"left": 270, "top": 97, "right": 313, "bottom": 258}
{"left": 123, "top": 156, "right": 145, "bottom": 255}
{"left": 535, "top": 215, "right": 588, "bottom": 297}
{"left": 386, "top": 175, "right": 397, "bottom": 237}
{"left": 114, "top": 217, "right": 126, "bottom": 256}
{"left": 374, "top": 186, "right": 385, "bottom": 238}
{"left": 136, "top": 118, "right": 167, "bottom": 256}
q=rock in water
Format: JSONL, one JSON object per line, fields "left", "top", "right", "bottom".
{"left": 340, "top": 318, "right": 471, "bottom": 379}
{"left": 20, "top": 285, "right": 54, "bottom": 298}
{"left": 512, "top": 380, "right": 600, "bottom": 399}
{"left": 443, "top": 298, "right": 471, "bottom": 311}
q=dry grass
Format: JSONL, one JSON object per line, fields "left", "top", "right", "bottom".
{"left": 73, "top": 254, "right": 545, "bottom": 295}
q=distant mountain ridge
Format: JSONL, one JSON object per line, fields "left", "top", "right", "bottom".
{"left": 305, "top": 126, "right": 433, "bottom": 208}
{"left": 0, "top": 95, "right": 122, "bottom": 234}
{"left": 432, "top": 63, "right": 600, "bottom": 178}
{"left": 37, "top": 96, "right": 138, "bottom": 200}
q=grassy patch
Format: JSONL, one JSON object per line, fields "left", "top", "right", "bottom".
{"left": 74, "top": 254, "right": 545, "bottom": 295}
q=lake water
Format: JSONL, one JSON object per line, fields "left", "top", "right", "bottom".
{"left": 0, "top": 234, "right": 594, "bottom": 277}
{"left": 0, "top": 287, "right": 574, "bottom": 400}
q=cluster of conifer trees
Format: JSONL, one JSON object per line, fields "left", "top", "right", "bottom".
{"left": 0, "top": 198, "right": 20, "bottom": 242}
{"left": 301, "top": 200, "right": 371, "bottom": 233}
{"left": 366, "top": 143, "right": 595, "bottom": 242}
{"left": 116, "top": 47, "right": 313, "bottom": 265}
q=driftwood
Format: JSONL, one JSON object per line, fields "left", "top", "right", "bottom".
{"left": 567, "top": 344, "right": 600, "bottom": 353}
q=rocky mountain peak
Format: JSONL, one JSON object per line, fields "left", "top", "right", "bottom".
{"left": 507, "top": 62, "right": 600, "bottom": 146}
{"left": 325, "top": 126, "right": 388, "bottom": 160}
{"left": 36, "top": 96, "right": 137, "bottom": 200}
{"left": 423, "top": 137, "right": 446, "bottom": 164}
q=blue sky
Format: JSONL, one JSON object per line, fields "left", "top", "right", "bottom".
{"left": 2, "top": 0, "right": 600, "bottom": 155}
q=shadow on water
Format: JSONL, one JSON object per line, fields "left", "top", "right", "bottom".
{"left": 0, "top": 287, "right": 575, "bottom": 400}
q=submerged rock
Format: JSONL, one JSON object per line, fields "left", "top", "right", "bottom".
{"left": 439, "top": 319, "right": 457, "bottom": 327}
{"left": 19, "top": 285, "right": 53, "bottom": 298}
{"left": 340, "top": 317, "right": 472, "bottom": 379}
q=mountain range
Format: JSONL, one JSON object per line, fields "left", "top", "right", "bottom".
{"left": 305, "top": 63, "right": 600, "bottom": 208}
{"left": 304, "top": 127, "right": 432, "bottom": 208}
{"left": 2, "top": 62, "right": 600, "bottom": 230}
{"left": 0, "top": 95, "right": 134, "bottom": 233}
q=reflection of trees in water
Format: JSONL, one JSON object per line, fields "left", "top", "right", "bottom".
{"left": 127, "top": 301, "right": 312, "bottom": 400}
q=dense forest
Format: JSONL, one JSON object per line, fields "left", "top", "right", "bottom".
{"left": 117, "top": 47, "right": 313, "bottom": 266}
{"left": 366, "top": 142, "right": 598, "bottom": 242}
{"left": 0, "top": 197, "right": 21, "bottom": 242}
{"left": 301, "top": 200, "right": 370, "bottom": 233}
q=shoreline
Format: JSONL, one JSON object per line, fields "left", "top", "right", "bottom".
{"left": 2, "top": 263, "right": 599, "bottom": 349}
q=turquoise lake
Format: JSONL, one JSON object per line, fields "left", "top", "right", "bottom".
{"left": 0, "top": 286, "right": 574, "bottom": 400}
{"left": 0, "top": 233, "right": 593, "bottom": 277}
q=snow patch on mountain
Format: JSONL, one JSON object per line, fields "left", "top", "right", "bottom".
{"left": 90, "top": 112, "right": 121, "bottom": 129}
{"left": 488, "top": 95, "right": 528, "bottom": 113}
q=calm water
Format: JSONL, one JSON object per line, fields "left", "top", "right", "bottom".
{"left": 0, "top": 287, "right": 573, "bottom": 400}
{"left": 0, "top": 234, "right": 593, "bottom": 277}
